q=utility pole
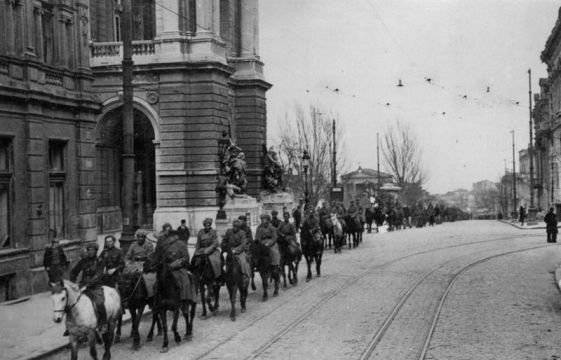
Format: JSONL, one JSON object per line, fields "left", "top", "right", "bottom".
{"left": 528, "top": 69, "right": 537, "bottom": 223}
{"left": 121, "top": 0, "right": 135, "bottom": 247}
{"left": 511, "top": 130, "right": 517, "bottom": 219}
{"left": 377, "top": 132, "right": 381, "bottom": 194}
{"left": 504, "top": 159, "right": 508, "bottom": 215}
{"left": 332, "top": 118, "right": 337, "bottom": 187}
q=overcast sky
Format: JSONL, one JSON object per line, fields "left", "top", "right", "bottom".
{"left": 259, "top": 0, "right": 559, "bottom": 194}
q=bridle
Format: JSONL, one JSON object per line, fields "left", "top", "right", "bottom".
{"left": 53, "top": 287, "right": 81, "bottom": 314}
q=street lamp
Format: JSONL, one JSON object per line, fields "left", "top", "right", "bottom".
{"left": 302, "top": 149, "right": 310, "bottom": 208}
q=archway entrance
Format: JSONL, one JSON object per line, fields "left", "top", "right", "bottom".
{"left": 96, "top": 108, "right": 156, "bottom": 232}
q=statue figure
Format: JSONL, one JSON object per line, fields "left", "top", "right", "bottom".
{"left": 216, "top": 132, "right": 248, "bottom": 211}
{"left": 263, "top": 145, "right": 284, "bottom": 192}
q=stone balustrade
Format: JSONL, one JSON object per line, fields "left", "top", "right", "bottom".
{"left": 90, "top": 40, "right": 156, "bottom": 66}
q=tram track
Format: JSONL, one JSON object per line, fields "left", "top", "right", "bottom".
{"left": 358, "top": 243, "right": 550, "bottom": 360}
{"left": 196, "top": 232, "right": 541, "bottom": 360}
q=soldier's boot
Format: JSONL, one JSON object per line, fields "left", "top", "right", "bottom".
{"left": 93, "top": 293, "right": 108, "bottom": 333}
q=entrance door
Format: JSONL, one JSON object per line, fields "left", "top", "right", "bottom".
{"left": 96, "top": 108, "right": 156, "bottom": 232}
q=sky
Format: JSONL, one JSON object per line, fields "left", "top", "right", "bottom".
{"left": 259, "top": 0, "right": 560, "bottom": 194}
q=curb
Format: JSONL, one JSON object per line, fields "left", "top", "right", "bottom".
{"left": 24, "top": 309, "right": 152, "bottom": 360}
{"left": 498, "top": 220, "right": 546, "bottom": 230}
{"left": 555, "top": 265, "right": 561, "bottom": 292}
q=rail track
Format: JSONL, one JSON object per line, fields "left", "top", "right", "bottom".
{"left": 194, "top": 232, "right": 541, "bottom": 360}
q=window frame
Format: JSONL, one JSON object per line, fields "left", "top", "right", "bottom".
{"left": 48, "top": 140, "right": 67, "bottom": 240}
{"left": 0, "top": 137, "right": 13, "bottom": 249}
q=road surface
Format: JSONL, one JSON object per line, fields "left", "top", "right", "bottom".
{"left": 46, "top": 221, "right": 561, "bottom": 360}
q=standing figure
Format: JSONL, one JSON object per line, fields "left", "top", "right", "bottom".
{"left": 365, "top": 204, "right": 375, "bottom": 233}
{"left": 43, "top": 229, "right": 68, "bottom": 283}
{"left": 545, "top": 208, "right": 558, "bottom": 243}
{"left": 293, "top": 200, "right": 304, "bottom": 231}
{"left": 177, "top": 219, "right": 190, "bottom": 244}
{"left": 519, "top": 206, "right": 526, "bottom": 226}
{"left": 271, "top": 210, "right": 282, "bottom": 229}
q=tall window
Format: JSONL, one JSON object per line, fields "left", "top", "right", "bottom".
{"left": 48, "top": 141, "right": 66, "bottom": 239}
{"left": 0, "top": 138, "right": 13, "bottom": 249}
{"left": 42, "top": 7, "right": 54, "bottom": 64}
{"left": 114, "top": 15, "right": 121, "bottom": 41}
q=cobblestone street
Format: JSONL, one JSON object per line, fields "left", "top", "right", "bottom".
{"left": 42, "top": 221, "right": 561, "bottom": 360}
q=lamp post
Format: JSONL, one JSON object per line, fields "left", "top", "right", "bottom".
{"left": 302, "top": 149, "right": 310, "bottom": 209}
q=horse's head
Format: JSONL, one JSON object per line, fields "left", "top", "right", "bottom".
{"left": 49, "top": 279, "right": 79, "bottom": 323}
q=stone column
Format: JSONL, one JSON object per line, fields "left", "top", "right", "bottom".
{"left": 212, "top": 0, "right": 220, "bottom": 36}
{"left": 7, "top": 1, "right": 15, "bottom": 55}
{"left": 76, "top": 3, "right": 90, "bottom": 71}
{"left": 240, "top": 0, "right": 257, "bottom": 57}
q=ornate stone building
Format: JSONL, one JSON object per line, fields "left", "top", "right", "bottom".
{"left": 534, "top": 7, "right": 561, "bottom": 213}
{"left": 0, "top": 0, "right": 270, "bottom": 300}
{"left": 0, "top": 0, "right": 99, "bottom": 299}
{"left": 89, "top": 0, "right": 271, "bottom": 237}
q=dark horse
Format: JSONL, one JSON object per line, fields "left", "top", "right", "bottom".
{"left": 115, "top": 270, "right": 161, "bottom": 350}
{"left": 345, "top": 214, "right": 362, "bottom": 248}
{"left": 223, "top": 250, "right": 249, "bottom": 321}
{"left": 250, "top": 241, "right": 280, "bottom": 301}
{"left": 320, "top": 215, "right": 333, "bottom": 249}
{"left": 191, "top": 255, "right": 221, "bottom": 318}
{"left": 301, "top": 228, "right": 324, "bottom": 281}
{"left": 279, "top": 237, "right": 302, "bottom": 287}
{"left": 154, "top": 264, "right": 196, "bottom": 353}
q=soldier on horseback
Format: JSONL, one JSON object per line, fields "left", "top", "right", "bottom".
{"left": 271, "top": 210, "right": 282, "bottom": 229}
{"left": 194, "top": 218, "right": 223, "bottom": 283}
{"left": 278, "top": 212, "right": 301, "bottom": 286}
{"left": 69, "top": 243, "right": 108, "bottom": 332}
{"left": 99, "top": 235, "right": 125, "bottom": 288}
{"left": 221, "top": 220, "right": 251, "bottom": 279}
{"left": 255, "top": 214, "right": 281, "bottom": 270}
{"left": 124, "top": 230, "right": 156, "bottom": 297}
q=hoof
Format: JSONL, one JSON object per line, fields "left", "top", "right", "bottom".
{"left": 132, "top": 343, "right": 141, "bottom": 351}
{"left": 146, "top": 336, "right": 153, "bottom": 342}
{"left": 160, "top": 347, "right": 169, "bottom": 353}
{"left": 184, "top": 334, "right": 193, "bottom": 341}
{"left": 306, "top": 277, "right": 311, "bottom": 282}
{"left": 251, "top": 284, "right": 257, "bottom": 291}
{"left": 241, "top": 307, "right": 246, "bottom": 313}
{"left": 273, "top": 290, "right": 279, "bottom": 297}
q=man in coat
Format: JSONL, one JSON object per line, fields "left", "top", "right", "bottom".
{"left": 152, "top": 228, "right": 194, "bottom": 301}
{"left": 194, "top": 218, "right": 222, "bottom": 281}
{"left": 271, "top": 210, "right": 282, "bottom": 229}
{"left": 125, "top": 230, "right": 156, "bottom": 296}
{"left": 255, "top": 214, "right": 280, "bottom": 268}
{"left": 365, "top": 204, "right": 375, "bottom": 233}
{"left": 221, "top": 220, "right": 251, "bottom": 278}
{"left": 292, "top": 200, "right": 304, "bottom": 231}
{"left": 43, "top": 229, "right": 68, "bottom": 283}
{"left": 99, "top": 235, "right": 125, "bottom": 288}
{"left": 177, "top": 219, "right": 190, "bottom": 244}
{"left": 545, "top": 208, "right": 558, "bottom": 243}
{"left": 238, "top": 215, "right": 253, "bottom": 243}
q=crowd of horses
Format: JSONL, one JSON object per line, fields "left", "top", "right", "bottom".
{"left": 49, "top": 211, "right": 368, "bottom": 359}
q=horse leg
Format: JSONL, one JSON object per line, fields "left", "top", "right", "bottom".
{"left": 200, "top": 284, "right": 208, "bottom": 318}
{"left": 132, "top": 305, "right": 145, "bottom": 350}
{"left": 69, "top": 334, "right": 79, "bottom": 360}
{"left": 185, "top": 301, "right": 196, "bottom": 340}
{"left": 273, "top": 267, "right": 280, "bottom": 296}
{"left": 88, "top": 330, "right": 98, "bottom": 360}
{"left": 293, "top": 259, "right": 299, "bottom": 284}
{"left": 240, "top": 282, "right": 248, "bottom": 313}
{"left": 213, "top": 284, "right": 221, "bottom": 313}
{"left": 172, "top": 309, "right": 181, "bottom": 344}
{"left": 160, "top": 309, "right": 169, "bottom": 353}
{"left": 101, "top": 322, "right": 115, "bottom": 360}
{"left": 316, "top": 254, "right": 322, "bottom": 277}
{"left": 114, "top": 311, "right": 122, "bottom": 344}
{"left": 228, "top": 284, "right": 237, "bottom": 321}
{"left": 261, "top": 271, "right": 269, "bottom": 301}
{"left": 147, "top": 311, "right": 157, "bottom": 341}
{"left": 250, "top": 266, "right": 257, "bottom": 291}
{"left": 281, "top": 263, "right": 288, "bottom": 288}
{"left": 305, "top": 255, "right": 312, "bottom": 281}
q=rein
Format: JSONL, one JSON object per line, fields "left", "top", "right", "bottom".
{"left": 54, "top": 288, "right": 82, "bottom": 314}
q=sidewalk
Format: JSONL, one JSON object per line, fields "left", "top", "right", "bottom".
{"left": 499, "top": 219, "right": 549, "bottom": 230}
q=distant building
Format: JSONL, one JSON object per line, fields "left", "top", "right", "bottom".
{"left": 436, "top": 189, "right": 471, "bottom": 213}
{"left": 340, "top": 166, "right": 395, "bottom": 206}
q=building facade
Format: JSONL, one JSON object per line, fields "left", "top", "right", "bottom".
{"left": 0, "top": 0, "right": 99, "bottom": 300}
{"left": 534, "top": 7, "right": 561, "bottom": 213}
{"left": 340, "top": 166, "right": 395, "bottom": 207}
{"left": 89, "top": 0, "right": 270, "bottom": 237}
{"left": 0, "top": 0, "right": 270, "bottom": 300}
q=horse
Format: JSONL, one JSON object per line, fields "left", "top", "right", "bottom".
{"left": 330, "top": 214, "right": 345, "bottom": 253}
{"left": 50, "top": 279, "right": 121, "bottom": 360}
{"left": 115, "top": 269, "right": 161, "bottom": 349}
{"left": 279, "top": 235, "right": 302, "bottom": 287}
{"left": 191, "top": 254, "right": 221, "bottom": 318}
{"left": 223, "top": 250, "right": 249, "bottom": 321}
{"left": 319, "top": 213, "right": 334, "bottom": 249}
{"left": 153, "top": 263, "right": 196, "bottom": 353}
{"left": 345, "top": 214, "right": 362, "bottom": 248}
{"left": 301, "top": 229, "right": 324, "bottom": 281}
{"left": 250, "top": 240, "right": 280, "bottom": 301}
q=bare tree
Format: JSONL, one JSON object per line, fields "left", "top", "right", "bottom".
{"left": 382, "top": 120, "right": 426, "bottom": 187}
{"left": 276, "top": 104, "right": 347, "bottom": 206}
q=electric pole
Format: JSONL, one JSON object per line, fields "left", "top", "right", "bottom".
{"left": 528, "top": 69, "right": 537, "bottom": 223}
{"left": 121, "top": 0, "right": 135, "bottom": 246}
{"left": 377, "top": 132, "right": 381, "bottom": 194}
{"left": 511, "top": 130, "right": 517, "bottom": 218}
{"left": 332, "top": 118, "right": 337, "bottom": 187}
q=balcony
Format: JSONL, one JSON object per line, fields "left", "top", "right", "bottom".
{"left": 90, "top": 40, "right": 156, "bottom": 67}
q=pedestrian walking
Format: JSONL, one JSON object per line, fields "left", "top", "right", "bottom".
{"left": 519, "top": 206, "right": 526, "bottom": 226}
{"left": 545, "top": 208, "right": 558, "bottom": 243}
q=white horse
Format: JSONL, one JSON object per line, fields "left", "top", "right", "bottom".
{"left": 330, "top": 213, "right": 344, "bottom": 253}
{"left": 50, "top": 279, "right": 121, "bottom": 360}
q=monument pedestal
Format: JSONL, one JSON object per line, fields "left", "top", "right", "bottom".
{"left": 153, "top": 206, "right": 219, "bottom": 235}
{"left": 260, "top": 191, "right": 295, "bottom": 215}
{"left": 215, "top": 196, "right": 261, "bottom": 238}
{"left": 527, "top": 206, "right": 538, "bottom": 225}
